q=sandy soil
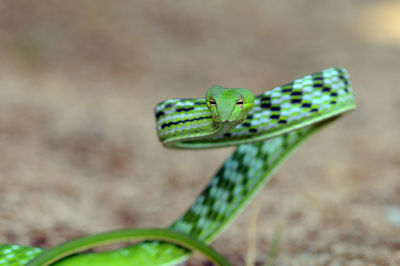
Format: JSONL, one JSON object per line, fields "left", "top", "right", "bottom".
{"left": 0, "top": 1, "right": 399, "bottom": 265}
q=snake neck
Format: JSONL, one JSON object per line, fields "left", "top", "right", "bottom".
{"left": 211, "top": 120, "right": 239, "bottom": 136}
{"left": 163, "top": 120, "right": 238, "bottom": 149}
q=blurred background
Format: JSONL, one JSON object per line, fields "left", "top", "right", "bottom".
{"left": 0, "top": 0, "right": 399, "bottom": 265}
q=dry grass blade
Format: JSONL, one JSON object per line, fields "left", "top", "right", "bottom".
{"left": 265, "top": 223, "right": 283, "bottom": 266}
{"left": 246, "top": 203, "right": 260, "bottom": 266}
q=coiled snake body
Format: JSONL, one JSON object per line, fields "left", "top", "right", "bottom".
{"left": 0, "top": 67, "right": 355, "bottom": 265}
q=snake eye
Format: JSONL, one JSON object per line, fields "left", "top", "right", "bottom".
{"left": 209, "top": 98, "right": 216, "bottom": 106}
{"left": 236, "top": 98, "right": 244, "bottom": 107}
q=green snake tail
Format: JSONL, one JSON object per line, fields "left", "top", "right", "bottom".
{"left": 26, "top": 229, "right": 230, "bottom": 266}
{"left": 0, "top": 67, "right": 355, "bottom": 265}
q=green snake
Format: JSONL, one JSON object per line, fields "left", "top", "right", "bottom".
{"left": 0, "top": 67, "right": 355, "bottom": 265}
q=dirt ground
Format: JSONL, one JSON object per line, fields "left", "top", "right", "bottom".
{"left": 0, "top": 1, "right": 400, "bottom": 265}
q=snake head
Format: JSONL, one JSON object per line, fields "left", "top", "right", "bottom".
{"left": 206, "top": 86, "right": 255, "bottom": 126}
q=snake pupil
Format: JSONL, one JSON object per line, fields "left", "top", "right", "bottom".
{"left": 209, "top": 98, "right": 216, "bottom": 105}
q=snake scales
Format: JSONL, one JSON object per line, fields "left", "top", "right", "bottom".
{"left": 0, "top": 67, "right": 355, "bottom": 265}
